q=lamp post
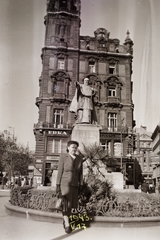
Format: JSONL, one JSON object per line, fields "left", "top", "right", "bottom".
{"left": 8, "top": 126, "right": 15, "bottom": 183}
{"left": 120, "top": 118, "right": 124, "bottom": 170}
{"left": 120, "top": 129, "right": 123, "bottom": 169}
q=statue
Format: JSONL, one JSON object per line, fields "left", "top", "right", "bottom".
{"left": 70, "top": 78, "right": 97, "bottom": 124}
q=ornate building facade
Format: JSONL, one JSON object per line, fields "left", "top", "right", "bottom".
{"left": 151, "top": 124, "right": 160, "bottom": 186}
{"left": 134, "top": 126, "right": 153, "bottom": 183}
{"left": 33, "top": 0, "right": 135, "bottom": 186}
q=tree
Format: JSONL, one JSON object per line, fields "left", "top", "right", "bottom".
{"left": 0, "top": 130, "right": 34, "bottom": 180}
{"left": 13, "top": 146, "right": 34, "bottom": 176}
{"left": 0, "top": 134, "right": 6, "bottom": 172}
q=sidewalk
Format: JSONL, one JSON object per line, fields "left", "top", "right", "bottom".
{"left": 1, "top": 193, "right": 160, "bottom": 240}
{"left": 0, "top": 188, "right": 10, "bottom": 197}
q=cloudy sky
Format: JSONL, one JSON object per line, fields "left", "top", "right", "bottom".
{"left": 0, "top": 0, "right": 160, "bottom": 151}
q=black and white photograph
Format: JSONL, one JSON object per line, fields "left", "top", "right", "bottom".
{"left": 0, "top": 0, "right": 160, "bottom": 239}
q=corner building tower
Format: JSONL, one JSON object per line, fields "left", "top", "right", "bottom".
{"left": 34, "top": 0, "right": 135, "bottom": 186}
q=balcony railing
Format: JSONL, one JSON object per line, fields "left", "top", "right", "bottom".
{"left": 57, "top": 41, "right": 67, "bottom": 48}
{"left": 107, "top": 126, "right": 128, "bottom": 133}
{"left": 107, "top": 96, "right": 120, "bottom": 103}
{"left": 34, "top": 122, "right": 71, "bottom": 130}
{"left": 50, "top": 93, "right": 70, "bottom": 104}
{"left": 104, "top": 97, "right": 122, "bottom": 108}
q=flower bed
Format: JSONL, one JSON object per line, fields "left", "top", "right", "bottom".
{"left": 9, "top": 186, "right": 160, "bottom": 217}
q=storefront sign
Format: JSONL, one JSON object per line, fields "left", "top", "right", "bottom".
{"left": 48, "top": 130, "right": 68, "bottom": 135}
{"left": 46, "top": 156, "right": 59, "bottom": 161}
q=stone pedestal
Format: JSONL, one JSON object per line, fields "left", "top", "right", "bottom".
{"left": 104, "top": 172, "right": 123, "bottom": 189}
{"left": 71, "top": 124, "right": 124, "bottom": 189}
{"left": 71, "top": 124, "right": 102, "bottom": 152}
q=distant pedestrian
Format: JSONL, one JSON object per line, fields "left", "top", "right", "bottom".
{"left": 30, "top": 177, "right": 33, "bottom": 187}
{"left": 2, "top": 175, "right": 7, "bottom": 189}
{"left": 25, "top": 177, "right": 29, "bottom": 185}
{"left": 14, "top": 179, "right": 19, "bottom": 188}
{"left": 141, "top": 181, "right": 149, "bottom": 193}
{"left": 1, "top": 176, "right": 5, "bottom": 189}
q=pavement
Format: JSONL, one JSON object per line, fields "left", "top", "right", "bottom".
{"left": 0, "top": 189, "right": 160, "bottom": 240}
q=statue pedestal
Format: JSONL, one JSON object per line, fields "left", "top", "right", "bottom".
{"left": 71, "top": 124, "right": 102, "bottom": 152}
{"left": 103, "top": 172, "right": 123, "bottom": 189}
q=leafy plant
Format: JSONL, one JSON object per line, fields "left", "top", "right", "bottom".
{"left": 78, "top": 144, "right": 116, "bottom": 207}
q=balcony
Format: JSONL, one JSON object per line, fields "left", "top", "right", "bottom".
{"left": 35, "top": 122, "right": 72, "bottom": 130}
{"left": 105, "top": 97, "right": 122, "bottom": 108}
{"left": 107, "top": 126, "right": 128, "bottom": 133}
{"left": 57, "top": 41, "right": 67, "bottom": 48}
{"left": 50, "top": 93, "right": 70, "bottom": 104}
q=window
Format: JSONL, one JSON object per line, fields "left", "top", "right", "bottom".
{"left": 58, "top": 59, "right": 65, "bottom": 70}
{"left": 52, "top": 139, "right": 62, "bottom": 153}
{"left": 109, "top": 63, "right": 116, "bottom": 74}
{"left": 108, "top": 113, "right": 117, "bottom": 131}
{"left": 109, "top": 88, "right": 116, "bottom": 97}
{"left": 99, "top": 43, "right": 106, "bottom": 48}
{"left": 100, "top": 142, "right": 107, "bottom": 151}
{"left": 60, "top": 0, "right": 67, "bottom": 8}
{"left": 89, "top": 62, "right": 96, "bottom": 73}
{"left": 53, "top": 109, "right": 64, "bottom": 128}
{"left": 47, "top": 137, "right": 66, "bottom": 154}
{"left": 114, "top": 142, "right": 122, "bottom": 157}
{"left": 101, "top": 141, "right": 111, "bottom": 155}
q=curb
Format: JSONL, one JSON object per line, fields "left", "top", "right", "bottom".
{"left": 5, "top": 202, "right": 160, "bottom": 228}
{"left": 5, "top": 202, "right": 62, "bottom": 223}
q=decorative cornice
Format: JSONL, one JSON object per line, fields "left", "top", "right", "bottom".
{"left": 51, "top": 70, "right": 71, "bottom": 82}
{"left": 104, "top": 76, "right": 123, "bottom": 86}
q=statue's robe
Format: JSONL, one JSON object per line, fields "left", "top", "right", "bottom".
{"left": 70, "top": 83, "right": 97, "bottom": 124}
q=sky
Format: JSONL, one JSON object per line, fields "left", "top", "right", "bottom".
{"left": 0, "top": 0, "right": 160, "bottom": 151}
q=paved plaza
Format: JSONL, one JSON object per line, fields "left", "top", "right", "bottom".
{"left": 0, "top": 189, "right": 160, "bottom": 240}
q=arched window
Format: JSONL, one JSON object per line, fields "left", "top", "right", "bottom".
{"left": 104, "top": 76, "right": 123, "bottom": 107}
{"left": 108, "top": 113, "right": 117, "bottom": 131}
{"left": 60, "top": 0, "right": 68, "bottom": 8}
{"left": 58, "top": 59, "right": 65, "bottom": 70}
{"left": 88, "top": 57, "right": 96, "bottom": 74}
{"left": 109, "top": 86, "right": 116, "bottom": 97}
{"left": 51, "top": 71, "right": 71, "bottom": 101}
{"left": 109, "top": 63, "right": 116, "bottom": 74}
{"left": 53, "top": 109, "right": 64, "bottom": 128}
{"left": 108, "top": 58, "right": 119, "bottom": 75}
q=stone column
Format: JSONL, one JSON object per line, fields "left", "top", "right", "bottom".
{"left": 146, "top": 151, "right": 150, "bottom": 172}
{"left": 140, "top": 150, "right": 144, "bottom": 171}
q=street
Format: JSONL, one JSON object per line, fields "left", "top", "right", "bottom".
{"left": 0, "top": 189, "right": 160, "bottom": 240}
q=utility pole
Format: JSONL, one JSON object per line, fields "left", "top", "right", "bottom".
{"left": 8, "top": 126, "right": 15, "bottom": 183}
{"left": 120, "top": 118, "right": 124, "bottom": 169}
